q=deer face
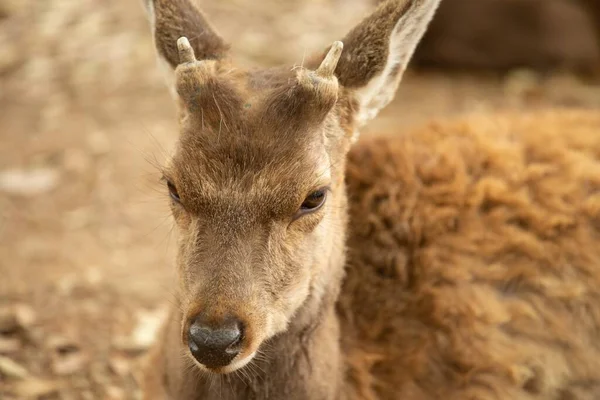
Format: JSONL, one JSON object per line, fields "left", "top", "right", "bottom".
{"left": 144, "top": 0, "right": 441, "bottom": 374}
{"left": 165, "top": 59, "right": 352, "bottom": 373}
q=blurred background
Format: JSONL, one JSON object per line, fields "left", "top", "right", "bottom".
{"left": 0, "top": 0, "right": 598, "bottom": 398}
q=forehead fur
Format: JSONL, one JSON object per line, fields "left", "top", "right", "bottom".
{"left": 167, "top": 65, "right": 341, "bottom": 214}
{"left": 175, "top": 62, "right": 341, "bottom": 133}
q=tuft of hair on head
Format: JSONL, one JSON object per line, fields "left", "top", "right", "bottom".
{"left": 262, "top": 41, "right": 345, "bottom": 134}
{"left": 172, "top": 36, "right": 243, "bottom": 132}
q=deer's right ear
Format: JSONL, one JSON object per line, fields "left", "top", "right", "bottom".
{"left": 142, "top": 0, "right": 229, "bottom": 95}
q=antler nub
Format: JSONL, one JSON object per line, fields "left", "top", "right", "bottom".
{"left": 177, "top": 36, "right": 197, "bottom": 64}
{"left": 316, "top": 41, "right": 343, "bottom": 78}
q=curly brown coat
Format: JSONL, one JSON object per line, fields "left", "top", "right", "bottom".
{"left": 343, "top": 110, "right": 600, "bottom": 399}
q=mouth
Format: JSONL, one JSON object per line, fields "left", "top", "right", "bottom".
{"left": 188, "top": 350, "right": 257, "bottom": 374}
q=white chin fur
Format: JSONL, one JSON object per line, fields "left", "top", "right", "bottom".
{"left": 220, "top": 352, "right": 256, "bottom": 373}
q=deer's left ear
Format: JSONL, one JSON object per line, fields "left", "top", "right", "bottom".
{"left": 314, "top": 0, "right": 442, "bottom": 129}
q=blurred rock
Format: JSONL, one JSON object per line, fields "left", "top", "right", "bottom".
{"left": 0, "top": 356, "right": 29, "bottom": 378}
{"left": 13, "top": 304, "right": 36, "bottom": 329}
{"left": 51, "top": 351, "right": 88, "bottom": 376}
{"left": 130, "top": 307, "right": 168, "bottom": 349}
{"left": 84, "top": 267, "right": 104, "bottom": 287}
{"left": 0, "top": 304, "right": 36, "bottom": 334}
{"left": 0, "top": 168, "right": 60, "bottom": 197}
{"left": 113, "top": 307, "right": 168, "bottom": 354}
{"left": 47, "top": 334, "right": 88, "bottom": 375}
{"left": 108, "top": 354, "right": 131, "bottom": 377}
{"left": 8, "top": 378, "right": 62, "bottom": 398}
{"left": 56, "top": 274, "right": 81, "bottom": 296}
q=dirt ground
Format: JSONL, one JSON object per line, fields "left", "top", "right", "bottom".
{"left": 0, "top": 0, "right": 598, "bottom": 399}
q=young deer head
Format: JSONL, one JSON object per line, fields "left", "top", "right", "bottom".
{"left": 143, "top": 0, "right": 441, "bottom": 374}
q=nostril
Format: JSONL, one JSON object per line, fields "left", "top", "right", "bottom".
{"left": 188, "top": 337, "right": 200, "bottom": 353}
{"left": 187, "top": 316, "right": 244, "bottom": 368}
{"left": 190, "top": 324, "right": 241, "bottom": 349}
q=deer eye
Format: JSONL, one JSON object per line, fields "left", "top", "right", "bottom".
{"left": 294, "top": 187, "right": 328, "bottom": 220}
{"left": 167, "top": 180, "right": 180, "bottom": 203}
{"left": 302, "top": 189, "right": 327, "bottom": 210}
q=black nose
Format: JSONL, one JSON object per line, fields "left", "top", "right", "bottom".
{"left": 188, "top": 315, "right": 243, "bottom": 368}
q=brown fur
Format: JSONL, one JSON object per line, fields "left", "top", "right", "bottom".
{"left": 409, "top": 0, "right": 600, "bottom": 74}
{"left": 139, "top": 0, "right": 600, "bottom": 398}
{"left": 342, "top": 109, "right": 600, "bottom": 399}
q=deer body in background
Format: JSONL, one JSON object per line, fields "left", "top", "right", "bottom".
{"left": 140, "top": 0, "right": 600, "bottom": 398}
{"left": 410, "top": 0, "right": 600, "bottom": 74}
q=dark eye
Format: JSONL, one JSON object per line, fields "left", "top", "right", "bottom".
{"left": 301, "top": 189, "right": 327, "bottom": 210}
{"left": 167, "top": 180, "right": 180, "bottom": 203}
{"left": 294, "top": 188, "right": 328, "bottom": 220}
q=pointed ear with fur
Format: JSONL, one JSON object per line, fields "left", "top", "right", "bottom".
{"left": 142, "top": 0, "right": 230, "bottom": 95}
{"left": 317, "top": 0, "right": 442, "bottom": 129}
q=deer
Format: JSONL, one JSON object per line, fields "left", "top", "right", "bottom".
{"left": 139, "top": 0, "right": 600, "bottom": 398}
